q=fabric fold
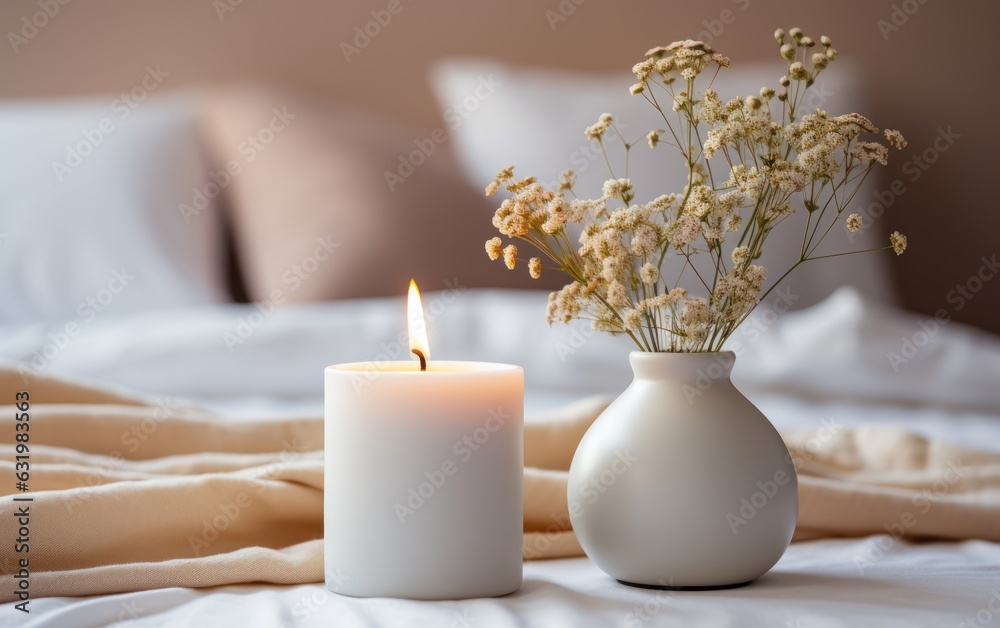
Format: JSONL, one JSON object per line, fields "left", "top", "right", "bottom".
{"left": 2, "top": 366, "right": 999, "bottom": 601}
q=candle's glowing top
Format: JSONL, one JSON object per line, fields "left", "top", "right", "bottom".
{"left": 407, "top": 279, "right": 430, "bottom": 369}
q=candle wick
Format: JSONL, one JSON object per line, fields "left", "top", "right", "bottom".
{"left": 411, "top": 349, "right": 427, "bottom": 372}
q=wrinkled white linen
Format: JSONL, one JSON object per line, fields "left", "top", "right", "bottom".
{"left": 2, "top": 287, "right": 999, "bottom": 626}
{"left": 15, "top": 540, "right": 1000, "bottom": 628}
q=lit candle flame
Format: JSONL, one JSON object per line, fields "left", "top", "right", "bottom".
{"left": 407, "top": 279, "right": 430, "bottom": 371}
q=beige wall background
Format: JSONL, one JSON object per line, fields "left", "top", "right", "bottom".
{"left": 2, "top": 0, "right": 997, "bottom": 333}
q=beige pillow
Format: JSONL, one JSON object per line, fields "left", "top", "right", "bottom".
{"left": 198, "top": 85, "right": 553, "bottom": 303}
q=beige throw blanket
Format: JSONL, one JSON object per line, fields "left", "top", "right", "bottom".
{"left": 2, "top": 367, "right": 1000, "bottom": 601}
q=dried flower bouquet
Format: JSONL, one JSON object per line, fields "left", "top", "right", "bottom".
{"left": 484, "top": 28, "right": 908, "bottom": 352}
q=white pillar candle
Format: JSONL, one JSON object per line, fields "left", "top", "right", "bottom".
{"left": 324, "top": 282, "right": 523, "bottom": 599}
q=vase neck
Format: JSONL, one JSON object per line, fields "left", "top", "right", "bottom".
{"left": 628, "top": 351, "right": 736, "bottom": 385}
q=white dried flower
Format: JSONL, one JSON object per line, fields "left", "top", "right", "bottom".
{"left": 486, "top": 166, "right": 515, "bottom": 196}
{"left": 699, "top": 89, "right": 723, "bottom": 125}
{"left": 542, "top": 196, "right": 568, "bottom": 234}
{"left": 632, "top": 59, "right": 655, "bottom": 81}
{"left": 585, "top": 113, "right": 615, "bottom": 140}
{"left": 648, "top": 194, "right": 677, "bottom": 212}
{"left": 503, "top": 244, "right": 517, "bottom": 270}
{"left": 631, "top": 224, "right": 660, "bottom": 256}
{"left": 482, "top": 30, "right": 908, "bottom": 353}
{"left": 666, "top": 287, "right": 687, "bottom": 304}
{"left": 601, "top": 255, "right": 624, "bottom": 283}
{"left": 725, "top": 214, "right": 742, "bottom": 233}
{"left": 681, "top": 297, "right": 713, "bottom": 343}
{"left": 528, "top": 257, "right": 542, "bottom": 279}
{"left": 546, "top": 282, "right": 585, "bottom": 325}
{"left": 602, "top": 178, "right": 633, "bottom": 201}
{"left": 607, "top": 280, "right": 630, "bottom": 308}
{"left": 640, "top": 262, "right": 659, "bottom": 284}
{"left": 834, "top": 113, "right": 879, "bottom": 137}
{"left": 890, "top": 231, "right": 907, "bottom": 255}
{"left": 846, "top": 214, "right": 862, "bottom": 233}
{"left": 485, "top": 237, "right": 502, "bottom": 261}
{"left": 672, "top": 91, "right": 690, "bottom": 112}
{"left": 670, "top": 214, "right": 701, "bottom": 247}
{"left": 884, "top": 129, "right": 907, "bottom": 150}
{"left": 559, "top": 170, "right": 576, "bottom": 191}
{"left": 851, "top": 141, "right": 889, "bottom": 166}
{"left": 731, "top": 246, "right": 750, "bottom": 269}
{"left": 623, "top": 308, "right": 643, "bottom": 331}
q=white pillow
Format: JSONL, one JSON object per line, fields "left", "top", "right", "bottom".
{"left": 430, "top": 59, "right": 899, "bottom": 309}
{"left": 0, "top": 94, "right": 227, "bottom": 324}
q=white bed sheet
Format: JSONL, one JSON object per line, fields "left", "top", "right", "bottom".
{"left": 2, "top": 288, "right": 999, "bottom": 627}
{"left": 17, "top": 540, "right": 1000, "bottom": 628}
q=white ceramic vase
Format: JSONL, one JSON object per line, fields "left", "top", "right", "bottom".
{"left": 567, "top": 351, "right": 797, "bottom": 589}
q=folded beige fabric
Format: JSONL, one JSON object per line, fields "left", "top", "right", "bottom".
{"left": 2, "top": 366, "right": 1000, "bottom": 601}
